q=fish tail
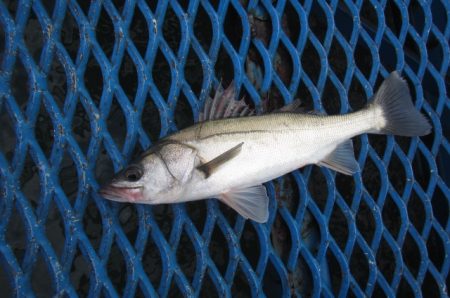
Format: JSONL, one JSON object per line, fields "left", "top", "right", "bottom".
{"left": 368, "top": 71, "right": 431, "bottom": 136}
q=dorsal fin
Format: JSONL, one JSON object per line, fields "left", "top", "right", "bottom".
{"left": 200, "top": 83, "right": 254, "bottom": 121}
{"left": 197, "top": 142, "right": 244, "bottom": 178}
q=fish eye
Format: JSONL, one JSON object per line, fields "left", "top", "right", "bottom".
{"left": 124, "top": 165, "right": 143, "bottom": 182}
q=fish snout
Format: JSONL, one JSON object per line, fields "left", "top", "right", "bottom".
{"left": 98, "top": 185, "right": 144, "bottom": 203}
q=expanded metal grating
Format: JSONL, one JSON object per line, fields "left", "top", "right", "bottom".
{"left": 0, "top": 0, "right": 449, "bottom": 297}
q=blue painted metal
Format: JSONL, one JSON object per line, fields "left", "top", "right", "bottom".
{"left": 0, "top": 0, "right": 449, "bottom": 297}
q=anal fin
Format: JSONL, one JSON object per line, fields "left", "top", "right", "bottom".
{"left": 219, "top": 185, "right": 269, "bottom": 223}
{"left": 318, "top": 140, "right": 360, "bottom": 175}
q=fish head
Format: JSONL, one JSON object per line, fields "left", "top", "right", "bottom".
{"left": 99, "top": 141, "right": 198, "bottom": 204}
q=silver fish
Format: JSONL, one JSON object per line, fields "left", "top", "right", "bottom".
{"left": 99, "top": 72, "right": 431, "bottom": 223}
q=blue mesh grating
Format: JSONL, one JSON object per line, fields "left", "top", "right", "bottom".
{"left": 0, "top": 0, "right": 449, "bottom": 297}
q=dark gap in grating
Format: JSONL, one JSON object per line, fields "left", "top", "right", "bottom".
{"left": 368, "top": 134, "right": 387, "bottom": 158}
{"left": 174, "top": 92, "right": 194, "bottom": 130}
{"left": 295, "top": 80, "right": 314, "bottom": 111}
{"left": 45, "top": 199, "right": 66, "bottom": 259}
{"left": 308, "top": 1, "right": 328, "bottom": 43}
{"left": 359, "top": 1, "right": 378, "bottom": 39}
{"left": 152, "top": 48, "right": 171, "bottom": 100}
{"left": 152, "top": 205, "right": 174, "bottom": 240}
{"left": 426, "top": 33, "right": 444, "bottom": 73}
{"left": 118, "top": 205, "right": 139, "bottom": 245}
{"left": 349, "top": 245, "right": 369, "bottom": 292}
{"left": 347, "top": 76, "right": 367, "bottom": 112}
{"left": 5, "top": 207, "right": 27, "bottom": 264}
{"left": 95, "top": 142, "right": 115, "bottom": 186}
{"left": 163, "top": 6, "right": 181, "bottom": 54}
{"left": 209, "top": 225, "right": 229, "bottom": 276}
{"left": 111, "top": 0, "right": 125, "bottom": 13}
{"left": 423, "top": 69, "right": 441, "bottom": 110}
{"left": 412, "top": 149, "right": 431, "bottom": 191}
{"left": 168, "top": 278, "right": 182, "bottom": 297}
{"left": 441, "top": 106, "right": 450, "bottom": 141}
{"left": 246, "top": 43, "right": 264, "bottom": 94}
{"left": 223, "top": 3, "right": 243, "bottom": 51}
{"left": 282, "top": 1, "right": 300, "bottom": 45}
{"left": 106, "top": 97, "right": 127, "bottom": 151}
{"left": 407, "top": 191, "right": 426, "bottom": 232}
{"left": 119, "top": 51, "right": 138, "bottom": 102}
{"left": 321, "top": 78, "right": 341, "bottom": 115}
{"left": 142, "top": 234, "right": 163, "bottom": 287}
{"left": 4, "top": 0, "right": 18, "bottom": 17}
{"left": 185, "top": 200, "right": 207, "bottom": 233}
{"left": 145, "top": 0, "right": 158, "bottom": 12}
{"left": 307, "top": 166, "right": 328, "bottom": 212}
{"left": 11, "top": 58, "right": 30, "bottom": 111}
{"left": 355, "top": 199, "right": 376, "bottom": 244}
{"left": 134, "top": 284, "right": 146, "bottom": 298}
{"left": 328, "top": 38, "right": 347, "bottom": 82}
{"left": 24, "top": 9, "right": 44, "bottom": 64}
{"left": 129, "top": 7, "right": 149, "bottom": 57}
{"left": 382, "top": 194, "right": 402, "bottom": 239}
{"left": 397, "top": 277, "right": 414, "bottom": 297}
{"left": 47, "top": 56, "right": 68, "bottom": 110}
{"left": 77, "top": 0, "right": 91, "bottom": 16}
{"left": 72, "top": 99, "right": 92, "bottom": 156}
{"left": 194, "top": 4, "right": 213, "bottom": 53}
{"left": 372, "top": 283, "right": 387, "bottom": 297}
{"left": 408, "top": 0, "right": 425, "bottom": 34}
{"left": 379, "top": 40, "right": 398, "bottom": 73}
{"left": 198, "top": 270, "right": 219, "bottom": 297}
{"left": 0, "top": 262, "right": 12, "bottom": 298}
{"left": 60, "top": 9, "right": 80, "bottom": 61}
{"left": 178, "top": 0, "right": 189, "bottom": 11}
{"left": 231, "top": 267, "right": 251, "bottom": 297}
{"left": 240, "top": 222, "right": 260, "bottom": 270}
{"left": 274, "top": 42, "right": 293, "bottom": 89}
{"left": 431, "top": 186, "right": 449, "bottom": 229}
{"left": 262, "top": 260, "right": 283, "bottom": 297}
{"left": 31, "top": 250, "right": 55, "bottom": 297}
{"left": 427, "top": 228, "right": 445, "bottom": 269}
{"left": 184, "top": 47, "right": 204, "bottom": 97}
{"left": 421, "top": 271, "right": 440, "bottom": 297}
{"left": 335, "top": 174, "right": 355, "bottom": 206}
{"left": 214, "top": 46, "right": 234, "bottom": 86}
{"left": 96, "top": 6, "right": 115, "bottom": 58}
{"left": 293, "top": 255, "right": 313, "bottom": 296}
{"left": 431, "top": 0, "right": 447, "bottom": 32}
{"left": 273, "top": 174, "right": 300, "bottom": 216}
{"left": 20, "top": 152, "right": 41, "bottom": 210}
{"left": 271, "top": 212, "right": 291, "bottom": 264}
{"left": 0, "top": 108, "right": 16, "bottom": 162}
{"left": 35, "top": 103, "right": 54, "bottom": 158}
{"left": 334, "top": 2, "right": 354, "bottom": 41}
{"left": 82, "top": 197, "right": 103, "bottom": 252}
{"left": 326, "top": 250, "right": 342, "bottom": 296}
{"left": 176, "top": 230, "right": 197, "bottom": 282}
{"left": 387, "top": 153, "right": 406, "bottom": 195}
{"left": 84, "top": 55, "right": 103, "bottom": 106}
{"left": 70, "top": 248, "right": 92, "bottom": 295}
{"left": 402, "top": 233, "right": 421, "bottom": 277}
{"left": 384, "top": 1, "right": 402, "bottom": 36}
{"left": 300, "top": 40, "right": 321, "bottom": 86}
{"left": 376, "top": 238, "right": 396, "bottom": 283}
{"left": 41, "top": 0, "right": 55, "bottom": 16}
{"left": 403, "top": 34, "right": 421, "bottom": 73}
{"left": 58, "top": 150, "right": 78, "bottom": 205}
{"left": 141, "top": 96, "right": 161, "bottom": 142}
{"left": 354, "top": 41, "right": 373, "bottom": 79}
{"left": 107, "top": 240, "right": 127, "bottom": 295}
{"left": 329, "top": 204, "right": 349, "bottom": 251}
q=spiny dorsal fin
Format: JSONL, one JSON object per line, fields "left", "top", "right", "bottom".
{"left": 219, "top": 184, "right": 269, "bottom": 223}
{"left": 197, "top": 142, "right": 244, "bottom": 178}
{"left": 200, "top": 83, "right": 254, "bottom": 121}
{"left": 318, "top": 140, "right": 360, "bottom": 175}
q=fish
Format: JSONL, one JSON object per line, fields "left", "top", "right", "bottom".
{"left": 99, "top": 72, "right": 431, "bottom": 223}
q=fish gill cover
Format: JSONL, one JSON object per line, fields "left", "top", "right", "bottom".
{"left": 0, "top": 0, "right": 448, "bottom": 297}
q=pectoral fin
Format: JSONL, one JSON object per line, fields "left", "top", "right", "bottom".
{"left": 219, "top": 185, "right": 269, "bottom": 223}
{"left": 197, "top": 142, "right": 243, "bottom": 178}
{"left": 318, "top": 140, "right": 360, "bottom": 175}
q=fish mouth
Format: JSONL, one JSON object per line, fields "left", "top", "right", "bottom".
{"left": 98, "top": 185, "right": 144, "bottom": 203}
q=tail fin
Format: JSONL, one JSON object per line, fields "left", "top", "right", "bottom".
{"left": 370, "top": 71, "right": 431, "bottom": 136}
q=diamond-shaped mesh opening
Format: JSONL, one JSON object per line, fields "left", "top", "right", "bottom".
{"left": 0, "top": 1, "right": 448, "bottom": 296}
